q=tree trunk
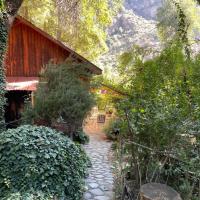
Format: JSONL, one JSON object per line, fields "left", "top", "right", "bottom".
{"left": 0, "top": 0, "right": 23, "bottom": 131}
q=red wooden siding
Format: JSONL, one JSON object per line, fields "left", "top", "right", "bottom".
{"left": 5, "top": 18, "right": 70, "bottom": 77}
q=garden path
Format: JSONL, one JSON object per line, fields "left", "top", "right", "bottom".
{"left": 83, "top": 133, "right": 114, "bottom": 200}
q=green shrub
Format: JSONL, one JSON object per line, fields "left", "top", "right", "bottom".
{"left": 104, "top": 119, "right": 120, "bottom": 140}
{"left": 0, "top": 125, "right": 90, "bottom": 200}
{"left": 23, "top": 59, "right": 95, "bottom": 137}
{"left": 112, "top": 44, "right": 200, "bottom": 199}
{"left": 3, "top": 191, "right": 52, "bottom": 200}
{"left": 73, "top": 129, "right": 89, "bottom": 144}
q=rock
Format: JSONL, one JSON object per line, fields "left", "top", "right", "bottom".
{"left": 83, "top": 137, "right": 114, "bottom": 199}
{"left": 89, "top": 183, "right": 99, "bottom": 189}
{"left": 95, "top": 196, "right": 110, "bottom": 200}
{"left": 140, "top": 183, "right": 182, "bottom": 200}
{"left": 84, "top": 192, "right": 92, "bottom": 199}
{"left": 90, "top": 188, "right": 104, "bottom": 196}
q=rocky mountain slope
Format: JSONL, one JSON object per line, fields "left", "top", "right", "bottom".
{"left": 96, "top": 0, "right": 162, "bottom": 72}
{"left": 125, "top": 0, "right": 162, "bottom": 20}
{"left": 95, "top": 0, "right": 200, "bottom": 73}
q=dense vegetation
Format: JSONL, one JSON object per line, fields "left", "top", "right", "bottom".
{"left": 0, "top": 12, "right": 8, "bottom": 133}
{"left": 23, "top": 59, "right": 94, "bottom": 141}
{"left": 0, "top": 125, "right": 90, "bottom": 200}
{"left": 19, "top": 0, "right": 122, "bottom": 60}
{"left": 99, "top": 1, "right": 200, "bottom": 199}
{"left": 107, "top": 42, "right": 200, "bottom": 199}
{"left": 1, "top": 0, "right": 200, "bottom": 199}
{"left": 0, "top": 0, "right": 122, "bottom": 131}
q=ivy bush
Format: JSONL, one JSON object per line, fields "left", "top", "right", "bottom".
{"left": 0, "top": 125, "right": 90, "bottom": 200}
{"left": 3, "top": 191, "right": 52, "bottom": 200}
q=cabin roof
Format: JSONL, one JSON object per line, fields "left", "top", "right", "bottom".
{"left": 15, "top": 15, "right": 102, "bottom": 75}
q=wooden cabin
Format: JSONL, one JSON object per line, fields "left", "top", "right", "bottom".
{"left": 5, "top": 16, "right": 102, "bottom": 127}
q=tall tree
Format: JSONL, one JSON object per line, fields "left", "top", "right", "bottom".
{"left": 157, "top": 0, "right": 200, "bottom": 44}
{"left": 19, "top": 0, "right": 122, "bottom": 60}
{"left": 0, "top": 0, "right": 23, "bottom": 131}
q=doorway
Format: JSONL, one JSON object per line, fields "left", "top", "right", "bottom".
{"left": 5, "top": 91, "right": 31, "bottom": 128}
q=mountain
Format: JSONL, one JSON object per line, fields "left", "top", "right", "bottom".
{"left": 96, "top": 0, "right": 162, "bottom": 73}
{"left": 95, "top": 0, "right": 200, "bottom": 74}
{"left": 125, "top": 0, "right": 162, "bottom": 20}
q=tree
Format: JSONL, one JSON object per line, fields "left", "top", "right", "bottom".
{"left": 19, "top": 0, "right": 123, "bottom": 60}
{"left": 0, "top": 0, "right": 23, "bottom": 132}
{"left": 23, "top": 59, "right": 94, "bottom": 138}
{"left": 111, "top": 43, "right": 200, "bottom": 199}
{"left": 157, "top": 0, "right": 200, "bottom": 44}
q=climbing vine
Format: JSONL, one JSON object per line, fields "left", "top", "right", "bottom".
{"left": 0, "top": 12, "right": 8, "bottom": 132}
{"left": 0, "top": 0, "right": 23, "bottom": 132}
{"left": 172, "top": 1, "right": 190, "bottom": 59}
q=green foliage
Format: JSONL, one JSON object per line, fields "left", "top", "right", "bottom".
{"left": 23, "top": 59, "right": 94, "bottom": 136}
{"left": 0, "top": 125, "right": 90, "bottom": 200}
{"left": 112, "top": 43, "right": 200, "bottom": 199}
{"left": 0, "top": 0, "right": 5, "bottom": 11}
{"left": 0, "top": 12, "right": 8, "bottom": 132}
{"left": 19, "top": 0, "right": 123, "bottom": 60}
{"left": 157, "top": 0, "right": 200, "bottom": 45}
{"left": 3, "top": 191, "right": 52, "bottom": 200}
{"left": 73, "top": 129, "right": 89, "bottom": 144}
{"left": 104, "top": 118, "right": 121, "bottom": 141}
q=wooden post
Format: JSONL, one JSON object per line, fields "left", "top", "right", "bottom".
{"left": 31, "top": 91, "right": 35, "bottom": 107}
{"left": 140, "top": 183, "right": 182, "bottom": 200}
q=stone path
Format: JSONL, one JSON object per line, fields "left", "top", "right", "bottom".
{"left": 83, "top": 136, "right": 114, "bottom": 200}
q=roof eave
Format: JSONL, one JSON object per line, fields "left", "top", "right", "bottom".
{"left": 15, "top": 15, "right": 102, "bottom": 75}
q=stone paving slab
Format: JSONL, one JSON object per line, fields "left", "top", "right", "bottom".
{"left": 83, "top": 136, "right": 114, "bottom": 200}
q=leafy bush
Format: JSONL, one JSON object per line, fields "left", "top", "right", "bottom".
{"left": 0, "top": 11, "right": 9, "bottom": 133}
{"left": 104, "top": 119, "right": 121, "bottom": 140}
{"left": 0, "top": 125, "right": 90, "bottom": 200}
{"left": 3, "top": 191, "right": 52, "bottom": 200}
{"left": 111, "top": 44, "right": 200, "bottom": 199}
{"left": 73, "top": 129, "right": 89, "bottom": 144}
{"left": 23, "top": 59, "right": 94, "bottom": 137}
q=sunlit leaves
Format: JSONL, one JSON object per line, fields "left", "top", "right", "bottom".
{"left": 113, "top": 42, "right": 200, "bottom": 198}
{"left": 0, "top": 0, "right": 5, "bottom": 11}
{"left": 20, "top": 0, "right": 122, "bottom": 60}
{"left": 19, "top": 0, "right": 54, "bottom": 28}
{"left": 157, "top": 0, "right": 200, "bottom": 43}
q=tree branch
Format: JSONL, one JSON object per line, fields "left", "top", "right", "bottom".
{"left": 5, "top": 0, "right": 23, "bottom": 16}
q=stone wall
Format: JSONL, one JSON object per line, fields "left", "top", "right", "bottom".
{"left": 83, "top": 106, "right": 115, "bottom": 137}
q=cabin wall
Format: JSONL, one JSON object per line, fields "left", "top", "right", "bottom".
{"left": 5, "top": 19, "right": 70, "bottom": 77}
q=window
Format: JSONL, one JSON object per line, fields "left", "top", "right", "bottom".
{"left": 97, "top": 114, "right": 106, "bottom": 123}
